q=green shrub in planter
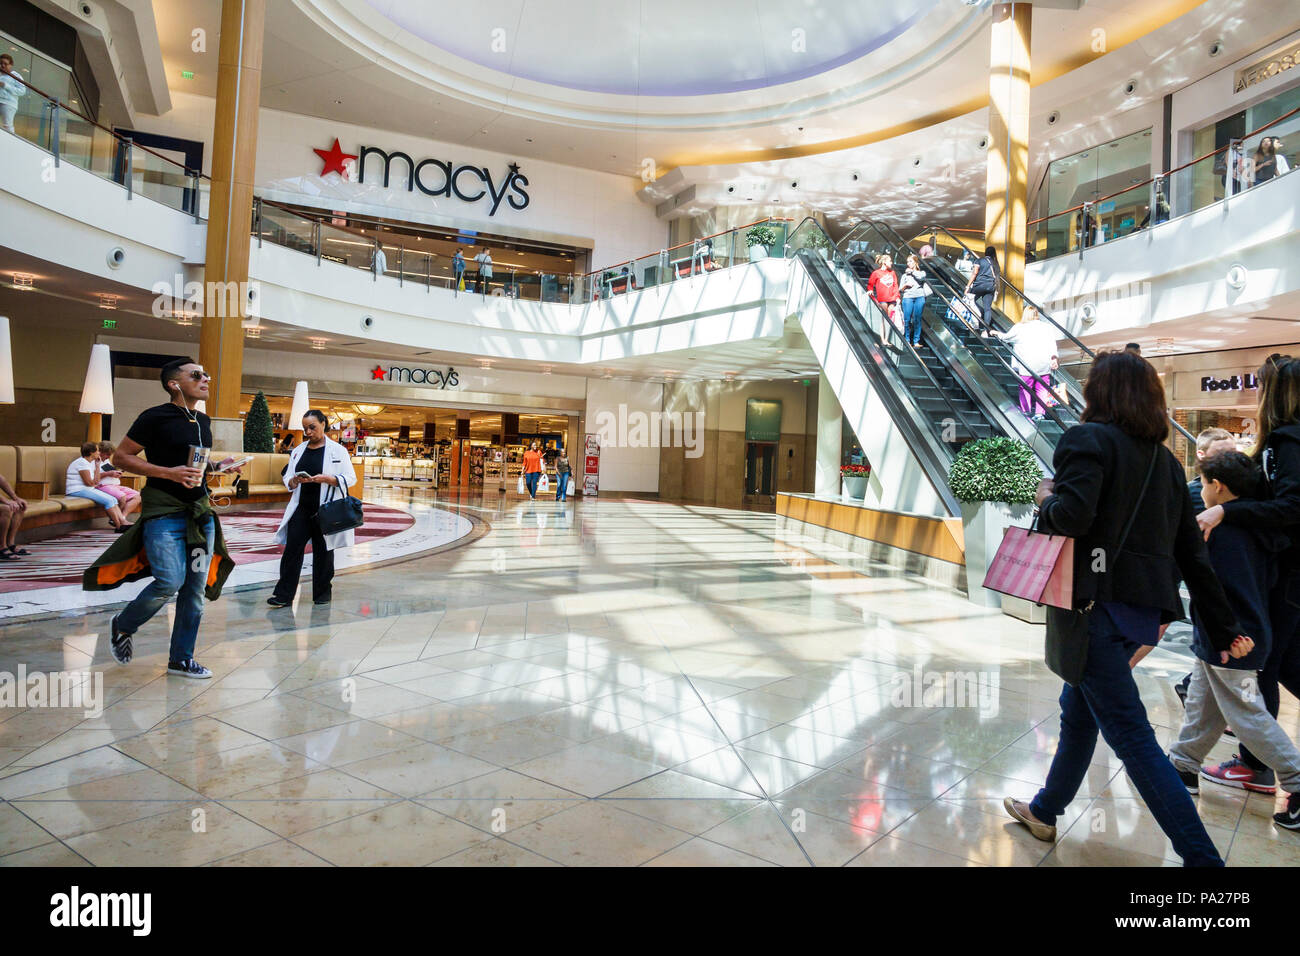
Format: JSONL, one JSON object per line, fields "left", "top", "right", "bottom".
{"left": 745, "top": 225, "right": 778, "bottom": 248}
{"left": 947, "top": 436, "right": 1042, "bottom": 504}
{"left": 243, "top": 390, "right": 274, "bottom": 453}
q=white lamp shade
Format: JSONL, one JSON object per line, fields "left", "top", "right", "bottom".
{"left": 288, "top": 380, "right": 310, "bottom": 428}
{"left": 79, "top": 343, "right": 114, "bottom": 414}
{"left": 0, "top": 316, "right": 13, "bottom": 404}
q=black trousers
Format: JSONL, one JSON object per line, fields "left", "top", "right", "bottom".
{"left": 273, "top": 506, "right": 334, "bottom": 602}
{"left": 975, "top": 292, "right": 995, "bottom": 332}
{"left": 1239, "top": 575, "right": 1300, "bottom": 771}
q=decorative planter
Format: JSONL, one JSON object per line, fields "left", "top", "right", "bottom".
{"left": 841, "top": 475, "right": 868, "bottom": 499}
{"left": 960, "top": 500, "right": 1033, "bottom": 607}
{"left": 748, "top": 244, "right": 769, "bottom": 261}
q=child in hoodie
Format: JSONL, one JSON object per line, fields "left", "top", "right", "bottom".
{"left": 1169, "top": 451, "right": 1300, "bottom": 830}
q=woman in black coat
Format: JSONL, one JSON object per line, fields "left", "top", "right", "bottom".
{"left": 1004, "top": 350, "right": 1251, "bottom": 866}
{"left": 1197, "top": 354, "right": 1300, "bottom": 794}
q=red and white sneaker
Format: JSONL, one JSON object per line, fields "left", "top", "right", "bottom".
{"left": 1201, "top": 755, "right": 1276, "bottom": 794}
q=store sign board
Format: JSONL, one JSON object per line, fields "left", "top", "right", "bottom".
{"left": 1201, "top": 372, "right": 1259, "bottom": 393}
{"left": 1235, "top": 40, "right": 1300, "bottom": 94}
{"left": 313, "top": 137, "right": 531, "bottom": 216}
{"left": 745, "top": 399, "right": 783, "bottom": 443}
{"left": 369, "top": 364, "right": 460, "bottom": 389}
{"left": 583, "top": 433, "right": 600, "bottom": 497}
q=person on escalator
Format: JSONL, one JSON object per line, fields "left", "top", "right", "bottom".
{"left": 964, "top": 246, "right": 1000, "bottom": 337}
{"left": 866, "top": 254, "right": 902, "bottom": 333}
{"left": 992, "top": 306, "right": 1058, "bottom": 419}
{"left": 898, "top": 254, "right": 929, "bottom": 348}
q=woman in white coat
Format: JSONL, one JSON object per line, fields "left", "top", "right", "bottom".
{"left": 267, "top": 410, "right": 358, "bottom": 607}
{"left": 993, "top": 306, "right": 1060, "bottom": 419}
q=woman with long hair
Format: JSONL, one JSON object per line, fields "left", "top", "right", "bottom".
{"left": 1196, "top": 354, "right": 1300, "bottom": 794}
{"left": 964, "top": 245, "right": 1000, "bottom": 336}
{"left": 1004, "top": 350, "right": 1250, "bottom": 866}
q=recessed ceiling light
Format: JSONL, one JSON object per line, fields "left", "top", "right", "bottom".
{"left": 11, "top": 273, "right": 34, "bottom": 290}
{"left": 98, "top": 294, "right": 118, "bottom": 310}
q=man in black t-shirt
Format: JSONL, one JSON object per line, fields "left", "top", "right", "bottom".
{"left": 108, "top": 358, "right": 223, "bottom": 679}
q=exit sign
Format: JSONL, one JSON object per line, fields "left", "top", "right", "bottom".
{"left": 101, "top": 318, "right": 117, "bottom": 329}
{"left": 181, "top": 70, "right": 194, "bottom": 79}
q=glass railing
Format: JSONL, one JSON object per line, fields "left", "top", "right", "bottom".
{"left": 2, "top": 74, "right": 206, "bottom": 219}
{"left": 1027, "top": 105, "right": 1300, "bottom": 261}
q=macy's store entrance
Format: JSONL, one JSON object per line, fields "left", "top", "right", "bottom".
{"left": 244, "top": 392, "right": 578, "bottom": 493}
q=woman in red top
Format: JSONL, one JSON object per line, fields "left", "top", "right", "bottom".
{"left": 522, "top": 440, "right": 544, "bottom": 499}
{"left": 866, "top": 254, "right": 902, "bottom": 330}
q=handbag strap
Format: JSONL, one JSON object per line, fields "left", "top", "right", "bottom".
{"left": 1113, "top": 444, "right": 1160, "bottom": 560}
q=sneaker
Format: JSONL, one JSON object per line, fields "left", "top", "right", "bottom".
{"left": 167, "top": 658, "right": 213, "bottom": 679}
{"left": 1003, "top": 796, "right": 1056, "bottom": 842}
{"left": 109, "top": 615, "right": 133, "bottom": 665}
{"left": 1201, "top": 755, "right": 1276, "bottom": 794}
{"left": 1273, "top": 792, "right": 1300, "bottom": 831}
{"left": 266, "top": 596, "right": 290, "bottom": 608}
{"left": 313, "top": 594, "right": 331, "bottom": 605}
{"left": 1175, "top": 766, "right": 1200, "bottom": 795}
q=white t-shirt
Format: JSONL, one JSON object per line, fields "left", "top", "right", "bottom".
{"left": 1001, "top": 320, "right": 1059, "bottom": 377}
{"left": 66, "top": 457, "right": 97, "bottom": 494}
{"left": 474, "top": 252, "right": 493, "bottom": 276}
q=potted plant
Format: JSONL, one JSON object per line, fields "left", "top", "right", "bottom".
{"left": 746, "top": 225, "right": 778, "bottom": 261}
{"left": 840, "top": 463, "right": 870, "bottom": 499}
{"left": 805, "top": 230, "right": 832, "bottom": 260}
{"left": 947, "top": 436, "right": 1043, "bottom": 607}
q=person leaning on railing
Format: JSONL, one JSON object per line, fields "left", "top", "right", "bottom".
{"left": 0, "top": 54, "right": 26, "bottom": 134}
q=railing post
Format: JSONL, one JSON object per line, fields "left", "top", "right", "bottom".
{"left": 124, "top": 137, "right": 133, "bottom": 199}
{"left": 398, "top": 246, "right": 404, "bottom": 287}
{"left": 49, "top": 101, "right": 60, "bottom": 168}
{"left": 1077, "top": 201, "right": 1092, "bottom": 260}
{"left": 191, "top": 172, "right": 202, "bottom": 223}
{"left": 426, "top": 254, "right": 431, "bottom": 292}
{"left": 1228, "top": 139, "right": 1244, "bottom": 196}
{"left": 254, "top": 197, "right": 262, "bottom": 247}
{"left": 314, "top": 221, "right": 321, "bottom": 264}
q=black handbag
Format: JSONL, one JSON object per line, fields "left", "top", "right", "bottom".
{"left": 1044, "top": 446, "right": 1158, "bottom": 685}
{"left": 314, "top": 479, "right": 364, "bottom": 536}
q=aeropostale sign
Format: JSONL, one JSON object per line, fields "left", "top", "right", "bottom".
{"left": 313, "top": 137, "right": 530, "bottom": 216}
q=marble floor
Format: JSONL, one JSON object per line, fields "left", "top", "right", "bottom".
{"left": 1, "top": 488, "right": 1298, "bottom": 867}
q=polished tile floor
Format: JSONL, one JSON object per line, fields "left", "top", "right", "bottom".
{"left": 1, "top": 487, "right": 1298, "bottom": 866}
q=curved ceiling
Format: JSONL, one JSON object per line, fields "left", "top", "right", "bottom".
{"left": 363, "top": 0, "right": 940, "bottom": 97}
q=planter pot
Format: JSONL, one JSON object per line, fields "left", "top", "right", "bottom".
{"left": 841, "top": 475, "right": 868, "bottom": 499}
{"left": 748, "top": 244, "right": 769, "bottom": 261}
{"left": 960, "top": 500, "right": 1033, "bottom": 607}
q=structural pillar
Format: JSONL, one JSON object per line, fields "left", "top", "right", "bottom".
{"left": 200, "top": 0, "right": 265, "bottom": 422}
{"left": 815, "top": 374, "right": 843, "bottom": 497}
{"left": 984, "top": 1, "right": 1031, "bottom": 319}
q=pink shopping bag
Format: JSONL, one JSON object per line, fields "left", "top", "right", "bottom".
{"left": 982, "top": 526, "right": 1075, "bottom": 609}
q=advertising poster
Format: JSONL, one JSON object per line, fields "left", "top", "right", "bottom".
{"left": 583, "top": 433, "right": 600, "bottom": 497}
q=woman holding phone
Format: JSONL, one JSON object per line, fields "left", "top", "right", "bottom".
{"left": 267, "top": 410, "right": 359, "bottom": 607}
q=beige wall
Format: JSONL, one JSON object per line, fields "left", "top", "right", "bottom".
{"left": 1, "top": 314, "right": 99, "bottom": 447}
{"left": 660, "top": 379, "right": 817, "bottom": 506}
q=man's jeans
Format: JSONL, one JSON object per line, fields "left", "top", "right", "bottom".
{"left": 116, "top": 514, "right": 214, "bottom": 663}
{"left": 1030, "top": 610, "right": 1224, "bottom": 866}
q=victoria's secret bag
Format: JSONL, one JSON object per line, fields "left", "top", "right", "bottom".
{"left": 314, "top": 479, "right": 365, "bottom": 536}
{"left": 1044, "top": 446, "right": 1158, "bottom": 685}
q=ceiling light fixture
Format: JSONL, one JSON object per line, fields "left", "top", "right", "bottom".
{"left": 11, "top": 273, "right": 33, "bottom": 291}
{"left": 353, "top": 403, "right": 385, "bottom": 416}
{"left": 479, "top": 359, "right": 493, "bottom": 369}
{"left": 98, "top": 294, "right": 118, "bottom": 310}
{"left": 172, "top": 309, "right": 193, "bottom": 326}
{"left": 309, "top": 337, "right": 328, "bottom": 351}
{"left": 246, "top": 326, "right": 262, "bottom": 339}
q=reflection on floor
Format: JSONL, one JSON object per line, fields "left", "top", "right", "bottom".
{"left": 0, "top": 488, "right": 1297, "bottom": 867}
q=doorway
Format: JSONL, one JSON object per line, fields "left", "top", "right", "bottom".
{"left": 744, "top": 441, "right": 777, "bottom": 499}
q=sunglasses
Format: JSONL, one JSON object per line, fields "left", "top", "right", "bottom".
{"left": 187, "top": 371, "right": 211, "bottom": 381}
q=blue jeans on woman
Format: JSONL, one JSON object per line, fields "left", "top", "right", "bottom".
{"left": 115, "top": 514, "right": 215, "bottom": 664}
{"left": 555, "top": 472, "right": 569, "bottom": 501}
{"left": 901, "top": 296, "right": 925, "bottom": 346}
{"left": 1029, "top": 608, "right": 1224, "bottom": 866}
{"left": 524, "top": 471, "right": 540, "bottom": 498}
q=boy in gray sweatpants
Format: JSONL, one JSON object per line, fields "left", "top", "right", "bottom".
{"left": 1169, "top": 452, "right": 1300, "bottom": 828}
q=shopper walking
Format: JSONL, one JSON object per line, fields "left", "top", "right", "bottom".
{"left": 964, "top": 245, "right": 999, "bottom": 336}
{"left": 0, "top": 54, "right": 26, "bottom": 134}
{"left": 1197, "top": 353, "right": 1300, "bottom": 793}
{"left": 87, "top": 358, "right": 238, "bottom": 679}
{"left": 475, "top": 247, "right": 494, "bottom": 294}
{"left": 555, "top": 449, "right": 572, "bottom": 502}
{"left": 866, "top": 254, "right": 902, "bottom": 332}
{"left": 898, "top": 253, "right": 929, "bottom": 347}
{"left": 65, "top": 441, "right": 137, "bottom": 531}
{"left": 1168, "top": 450, "right": 1300, "bottom": 829}
{"left": 453, "top": 248, "right": 466, "bottom": 293}
{"left": 522, "top": 440, "right": 544, "bottom": 499}
{"left": 993, "top": 307, "right": 1059, "bottom": 418}
{"left": 267, "top": 410, "right": 358, "bottom": 608}
{"left": 1003, "top": 349, "right": 1248, "bottom": 867}
{"left": 371, "top": 240, "right": 387, "bottom": 279}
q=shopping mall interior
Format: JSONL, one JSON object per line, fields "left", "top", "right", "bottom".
{"left": 1, "top": 0, "right": 1300, "bottom": 886}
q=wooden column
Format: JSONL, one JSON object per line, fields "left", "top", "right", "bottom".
{"left": 984, "top": 2, "right": 1031, "bottom": 319}
{"left": 200, "top": 0, "right": 265, "bottom": 418}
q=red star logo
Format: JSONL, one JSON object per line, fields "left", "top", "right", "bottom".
{"left": 371, "top": 365, "right": 386, "bottom": 380}
{"left": 314, "top": 138, "right": 357, "bottom": 177}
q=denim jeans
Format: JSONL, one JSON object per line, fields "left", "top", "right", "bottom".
{"left": 115, "top": 514, "right": 215, "bottom": 663}
{"left": 524, "top": 471, "right": 540, "bottom": 498}
{"left": 901, "top": 296, "right": 925, "bottom": 345}
{"left": 1030, "top": 609, "right": 1224, "bottom": 866}
{"left": 555, "top": 473, "right": 568, "bottom": 501}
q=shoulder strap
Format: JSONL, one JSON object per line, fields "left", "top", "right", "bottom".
{"left": 1114, "top": 445, "right": 1160, "bottom": 559}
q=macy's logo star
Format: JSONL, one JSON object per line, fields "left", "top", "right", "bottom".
{"left": 370, "top": 365, "right": 387, "bottom": 380}
{"left": 314, "top": 138, "right": 357, "bottom": 177}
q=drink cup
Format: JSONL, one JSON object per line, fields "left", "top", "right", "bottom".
{"left": 186, "top": 445, "right": 210, "bottom": 487}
